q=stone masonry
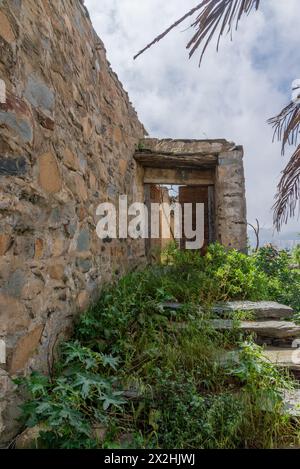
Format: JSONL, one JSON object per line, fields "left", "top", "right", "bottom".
{"left": 0, "top": 0, "right": 146, "bottom": 445}
{"left": 135, "top": 138, "right": 247, "bottom": 252}
{"left": 0, "top": 0, "right": 247, "bottom": 445}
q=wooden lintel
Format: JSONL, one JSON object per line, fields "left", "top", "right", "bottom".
{"left": 135, "top": 151, "right": 218, "bottom": 169}
{"left": 143, "top": 167, "right": 215, "bottom": 185}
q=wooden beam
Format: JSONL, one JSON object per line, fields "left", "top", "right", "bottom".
{"left": 144, "top": 184, "right": 151, "bottom": 261}
{"left": 135, "top": 151, "right": 218, "bottom": 169}
{"left": 208, "top": 185, "right": 216, "bottom": 244}
{"left": 138, "top": 138, "right": 235, "bottom": 155}
{"left": 143, "top": 167, "right": 215, "bottom": 185}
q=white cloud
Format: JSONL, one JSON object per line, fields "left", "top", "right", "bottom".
{"left": 85, "top": 0, "right": 300, "bottom": 233}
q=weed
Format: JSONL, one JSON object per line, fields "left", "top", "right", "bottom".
{"left": 16, "top": 243, "right": 300, "bottom": 449}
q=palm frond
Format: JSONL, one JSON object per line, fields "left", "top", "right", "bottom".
{"left": 268, "top": 102, "right": 300, "bottom": 155}
{"left": 273, "top": 145, "right": 300, "bottom": 230}
{"left": 134, "top": 0, "right": 261, "bottom": 64}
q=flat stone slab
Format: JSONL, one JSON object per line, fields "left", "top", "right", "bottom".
{"left": 212, "top": 319, "right": 300, "bottom": 339}
{"left": 161, "top": 301, "right": 294, "bottom": 321}
{"left": 262, "top": 347, "right": 300, "bottom": 371}
{"left": 212, "top": 301, "right": 293, "bottom": 320}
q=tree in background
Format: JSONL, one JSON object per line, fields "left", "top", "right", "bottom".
{"left": 135, "top": 0, "right": 299, "bottom": 231}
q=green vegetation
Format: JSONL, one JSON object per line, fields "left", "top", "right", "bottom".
{"left": 16, "top": 243, "right": 300, "bottom": 449}
{"left": 254, "top": 244, "right": 300, "bottom": 314}
{"left": 292, "top": 244, "right": 300, "bottom": 266}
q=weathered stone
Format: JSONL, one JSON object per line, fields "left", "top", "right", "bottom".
{"left": 0, "top": 293, "right": 29, "bottom": 334}
{"left": 5, "top": 269, "right": 24, "bottom": 298}
{"left": 89, "top": 172, "right": 97, "bottom": 190}
{"left": 21, "top": 278, "right": 44, "bottom": 300}
{"left": 34, "top": 238, "right": 43, "bottom": 259}
{"left": 213, "top": 301, "right": 294, "bottom": 320}
{"left": 68, "top": 173, "right": 88, "bottom": 201}
{"left": 212, "top": 319, "right": 300, "bottom": 339}
{"left": 38, "top": 152, "right": 62, "bottom": 194}
{"left": 282, "top": 390, "right": 300, "bottom": 418}
{"left": 262, "top": 347, "right": 300, "bottom": 372}
{"left": 77, "top": 290, "right": 89, "bottom": 311}
{"left": 113, "top": 126, "right": 123, "bottom": 143}
{"left": 66, "top": 221, "right": 77, "bottom": 237}
{"left": 119, "top": 159, "right": 127, "bottom": 176}
{"left": 0, "top": 234, "right": 11, "bottom": 255}
{"left": 82, "top": 116, "right": 93, "bottom": 140}
{"left": 51, "top": 237, "right": 65, "bottom": 257}
{"left": 24, "top": 75, "right": 55, "bottom": 114}
{"left": 63, "top": 148, "right": 81, "bottom": 171}
{"left": 77, "top": 205, "right": 87, "bottom": 222}
{"left": 15, "top": 424, "right": 45, "bottom": 449}
{"left": 0, "top": 111, "right": 33, "bottom": 143}
{"left": 48, "top": 263, "right": 65, "bottom": 280}
{"left": 0, "top": 11, "right": 15, "bottom": 43}
{"left": 76, "top": 258, "right": 92, "bottom": 273}
{"left": 0, "top": 156, "right": 27, "bottom": 176}
{"left": 0, "top": 80, "right": 6, "bottom": 104}
{"left": 139, "top": 138, "right": 233, "bottom": 155}
{"left": 76, "top": 228, "right": 90, "bottom": 252}
{"left": 10, "top": 325, "right": 44, "bottom": 374}
{"left": 37, "top": 110, "right": 55, "bottom": 131}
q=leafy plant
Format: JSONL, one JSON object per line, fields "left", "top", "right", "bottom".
{"left": 16, "top": 243, "right": 300, "bottom": 449}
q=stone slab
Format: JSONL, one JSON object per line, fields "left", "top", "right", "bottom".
{"left": 212, "top": 301, "right": 294, "bottom": 320}
{"left": 262, "top": 347, "right": 300, "bottom": 371}
{"left": 212, "top": 319, "right": 300, "bottom": 339}
{"left": 282, "top": 389, "right": 300, "bottom": 417}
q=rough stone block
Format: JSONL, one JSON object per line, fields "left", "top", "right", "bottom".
{"left": 0, "top": 293, "right": 29, "bottom": 335}
{"left": 0, "top": 11, "right": 15, "bottom": 43}
{"left": 24, "top": 74, "right": 55, "bottom": 114}
{"left": 0, "top": 80, "right": 6, "bottom": 104}
{"left": 0, "top": 156, "right": 27, "bottom": 176}
{"left": 76, "top": 228, "right": 90, "bottom": 252}
{"left": 10, "top": 325, "right": 44, "bottom": 374}
{"left": 48, "top": 263, "right": 65, "bottom": 280}
{"left": 0, "top": 111, "right": 32, "bottom": 143}
{"left": 38, "top": 152, "right": 62, "bottom": 194}
{"left": 5, "top": 269, "right": 24, "bottom": 298}
{"left": 63, "top": 148, "right": 80, "bottom": 171}
{"left": 0, "top": 234, "right": 11, "bottom": 255}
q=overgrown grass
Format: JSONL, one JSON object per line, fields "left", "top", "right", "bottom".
{"left": 16, "top": 243, "right": 300, "bottom": 449}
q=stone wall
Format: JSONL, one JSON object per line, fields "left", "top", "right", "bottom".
{"left": 135, "top": 138, "right": 248, "bottom": 252}
{"left": 0, "top": 0, "right": 146, "bottom": 445}
{"left": 215, "top": 147, "right": 247, "bottom": 252}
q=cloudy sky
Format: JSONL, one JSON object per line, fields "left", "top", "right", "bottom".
{"left": 85, "top": 0, "right": 299, "bottom": 234}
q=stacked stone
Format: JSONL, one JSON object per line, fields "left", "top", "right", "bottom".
{"left": 0, "top": 0, "right": 146, "bottom": 444}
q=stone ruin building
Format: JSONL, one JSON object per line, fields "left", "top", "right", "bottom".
{"left": 0, "top": 0, "right": 247, "bottom": 444}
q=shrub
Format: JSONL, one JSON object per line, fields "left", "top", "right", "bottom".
{"left": 16, "top": 243, "right": 300, "bottom": 449}
{"left": 254, "top": 244, "right": 300, "bottom": 313}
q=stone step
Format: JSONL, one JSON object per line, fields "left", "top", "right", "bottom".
{"left": 260, "top": 389, "right": 300, "bottom": 418}
{"left": 262, "top": 347, "right": 300, "bottom": 372}
{"left": 282, "top": 389, "right": 300, "bottom": 417}
{"left": 212, "top": 301, "right": 294, "bottom": 320}
{"left": 162, "top": 301, "right": 294, "bottom": 321}
{"left": 212, "top": 319, "right": 300, "bottom": 341}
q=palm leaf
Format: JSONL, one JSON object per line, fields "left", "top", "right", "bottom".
{"left": 273, "top": 145, "right": 300, "bottom": 230}
{"left": 134, "top": 0, "right": 261, "bottom": 64}
{"left": 268, "top": 103, "right": 300, "bottom": 229}
{"left": 268, "top": 102, "right": 300, "bottom": 155}
{"left": 135, "top": 1, "right": 300, "bottom": 230}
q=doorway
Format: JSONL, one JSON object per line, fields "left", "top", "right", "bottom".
{"left": 144, "top": 182, "right": 215, "bottom": 260}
